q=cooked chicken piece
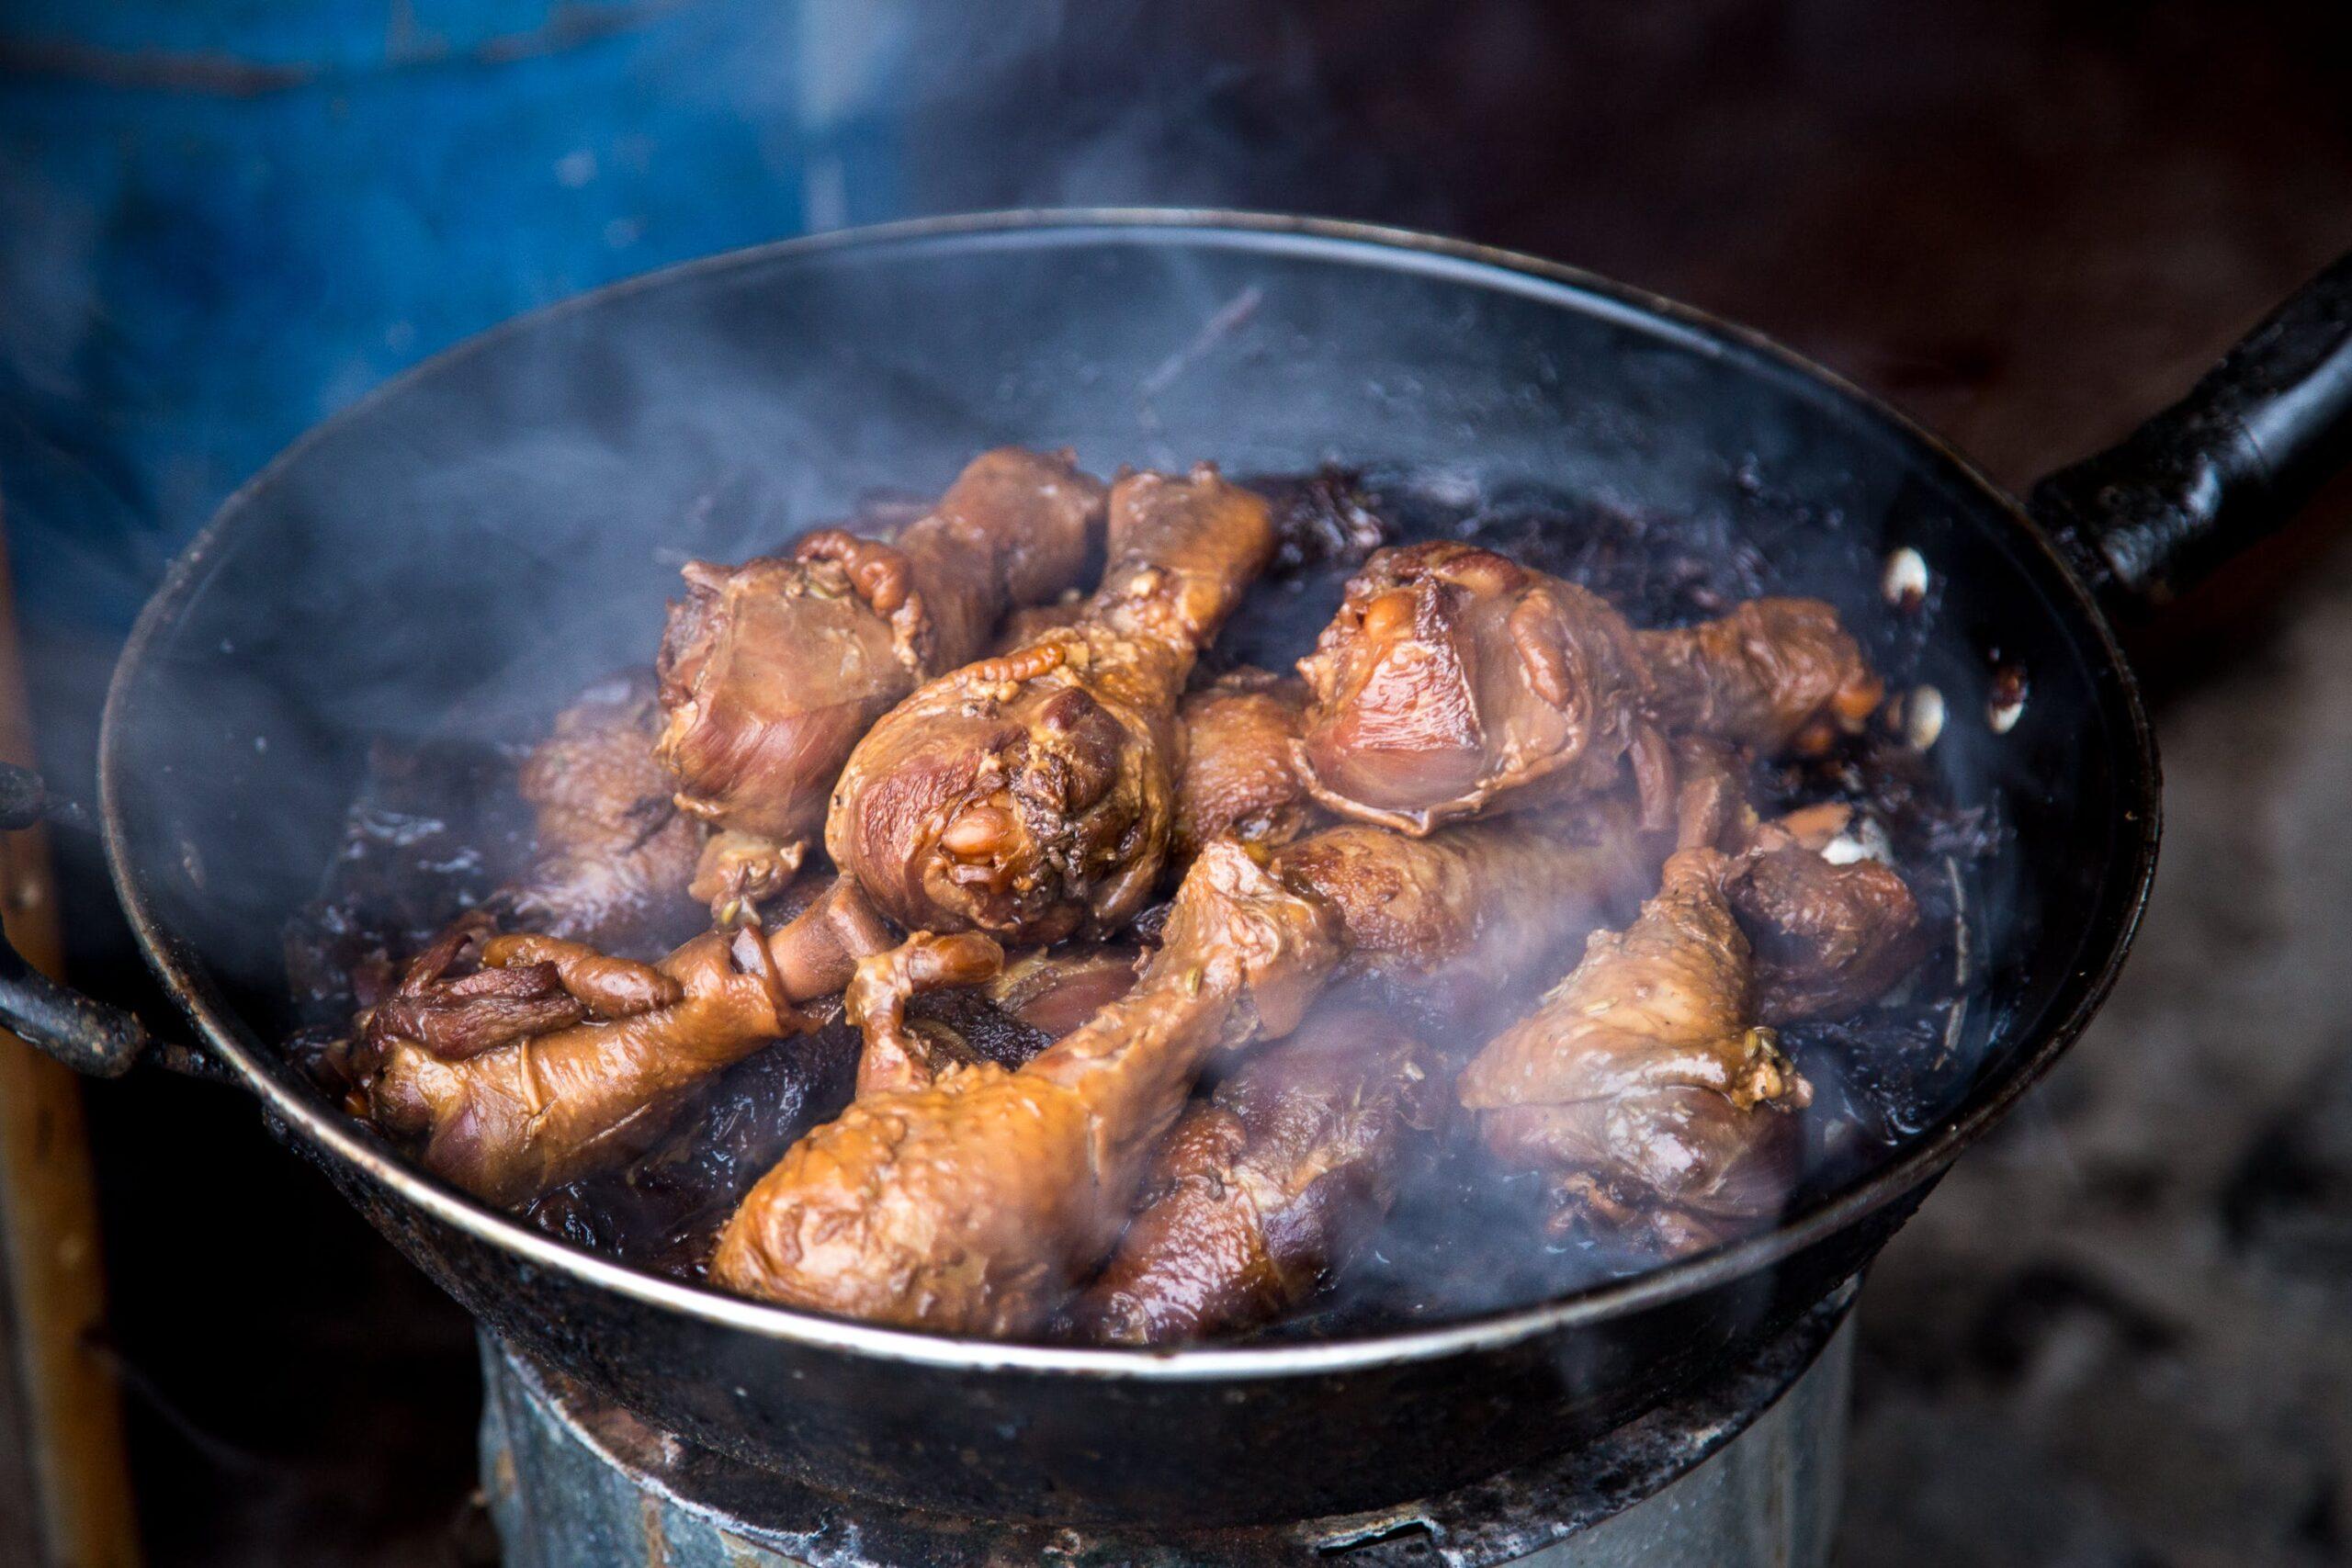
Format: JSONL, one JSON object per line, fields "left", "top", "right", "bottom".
{"left": 1728, "top": 811, "right": 1926, "bottom": 1022}
{"left": 1639, "top": 598, "right": 1883, "bottom": 755}
{"left": 1294, "top": 541, "right": 1668, "bottom": 836}
{"left": 655, "top": 448, "right": 1107, "bottom": 912}
{"left": 1070, "top": 1006, "right": 1444, "bottom": 1345}
{"left": 1656, "top": 744, "right": 1927, "bottom": 1021}
{"left": 842, "top": 931, "right": 1007, "bottom": 1097}
{"left": 1269, "top": 800, "right": 1657, "bottom": 1026}
{"left": 504, "top": 671, "right": 705, "bottom": 955}
{"left": 827, "top": 466, "right": 1276, "bottom": 944}
{"left": 710, "top": 840, "right": 1340, "bottom": 1335}
{"left": 1170, "top": 668, "right": 1318, "bottom": 870}
{"left": 364, "top": 877, "right": 894, "bottom": 1206}
{"left": 1458, "top": 849, "right": 1812, "bottom": 1256}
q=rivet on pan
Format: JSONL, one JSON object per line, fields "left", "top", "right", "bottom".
{"left": 1903, "top": 684, "right": 1946, "bottom": 750}
{"left": 1987, "top": 663, "right": 2029, "bottom": 733}
{"left": 1882, "top": 547, "right": 1929, "bottom": 610}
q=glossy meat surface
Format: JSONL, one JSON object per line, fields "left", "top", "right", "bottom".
{"left": 364, "top": 879, "right": 893, "bottom": 1206}
{"left": 826, "top": 466, "right": 1275, "bottom": 944}
{"left": 709, "top": 840, "right": 1340, "bottom": 1335}
{"left": 1170, "top": 668, "right": 1318, "bottom": 870}
{"left": 1639, "top": 598, "right": 1883, "bottom": 753}
{"left": 506, "top": 672, "right": 706, "bottom": 955}
{"left": 1458, "top": 849, "right": 1812, "bottom": 1254}
{"left": 1071, "top": 1006, "right": 1443, "bottom": 1345}
{"left": 1294, "top": 541, "right": 1664, "bottom": 834}
{"left": 655, "top": 449, "right": 1106, "bottom": 898}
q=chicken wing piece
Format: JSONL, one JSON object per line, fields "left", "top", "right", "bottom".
{"left": 1293, "top": 541, "right": 1667, "bottom": 836}
{"left": 826, "top": 466, "right": 1276, "bottom": 945}
{"left": 1638, "top": 598, "right": 1883, "bottom": 754}
{"left": 709, "top": 840, "right": 1340, "bottom": 1336}
{"left": 504, "top": 671, "right": 706, "bottom": 955}
{"left": 1458, "top": 849, "right": 1812, "bottom": 1255}
{"left": 1269, "top": 800, "right": 1657, "bottom": 1026}
{"left": 655, "top": 449, "right": 1107, "bottom": 910}
{"left": 1069, "top": 1006, "right": 1444, "bottom": 1346}
{"left": 1170, "top": 668, "right": 1319, "bottom": 870}
{"left": 363, "top": 877, "right": 895, "bottom": 1206}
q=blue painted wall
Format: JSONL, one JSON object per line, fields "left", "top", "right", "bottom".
{"left": 0, "top": 0, "right": 912, "bottom": 645}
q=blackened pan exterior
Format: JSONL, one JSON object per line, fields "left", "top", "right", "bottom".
{"left": 97, "top": 212, "right": 2158, "bottom": 1525}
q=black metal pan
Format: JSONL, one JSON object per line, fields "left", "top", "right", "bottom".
{"left": 7, "top": 212, "right": 2349, "bottom": 1526}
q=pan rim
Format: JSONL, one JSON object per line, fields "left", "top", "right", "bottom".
{"left": 97, "top": 206, "right": 2160, "bottom": 1382}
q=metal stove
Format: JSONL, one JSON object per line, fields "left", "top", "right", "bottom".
{"left": 480, "top": 1281, "right": 1852, "bottom": 1567}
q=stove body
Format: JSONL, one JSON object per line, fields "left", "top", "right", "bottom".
{"left": 480, "top": 1285, "right": 1851, "bottom": 1567}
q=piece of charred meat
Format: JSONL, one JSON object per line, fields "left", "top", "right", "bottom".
{"left": 1170, "top": 668, "right": 1319, "bottom": 871}
{"left": 504, "top": 671, "right": 706, "bottom": 955}
{"left": 710, "top": 840, "right": 1340, "bottom": 1336}
{"left": 1294, "top": 541, "right": 1668, "bottom": 836}
{"left": 826, "top": 465, "right": 1276, "bottom": 945}
{"left": 1638, "top": 598, "right": 1883, "bottom": 755}
{"left": 655, "top": 448, "right": 1107, "bottom": 912}
{"left": 361, "top": 877, "right": 894, "bottom": 1206}
{"left": 1457, "top": 849, "right": 1813, "bottom": 1256}
{"left": 1069, "top": 1005, "right": 1444, "bottom": 1345}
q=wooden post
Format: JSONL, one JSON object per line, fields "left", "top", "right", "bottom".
{"left": 0, "top": 485, "right": 142, "bottom": 1565}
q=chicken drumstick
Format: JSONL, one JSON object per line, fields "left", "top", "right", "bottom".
{"left": 656, "top": 448, "right": 1107, "bottom": 912}
{"left": 1457, "top": 848, "right": 1812, "bottom": 1256}
{"left": 1293, "top": 541, "right": 1665, "bottom": 836}
{"left": 1069, "top": 1004, "right": 1443, "bottom": 1346}
{"left": 364, "top": 877, "right": 893, "bottom": 1206}
{"left": 710, "top": 840, "right": 1340, "bottom": 1335}
{"left": 826, "top": 465, "right": 1275, "bottom": 944}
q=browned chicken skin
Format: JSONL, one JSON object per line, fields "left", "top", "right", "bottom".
{"left": 1294, "top": 541, "right": 1668, "bottom": 836}
{"left": 1639, "top": 598, "right": 1883, "bottom": 754}
{"left": 825, "top": 466, "right": 1276, "bottom": 945}
{"left": 1458, "top": 849, "right": 1813, "bottom": 1256}
{"left": 1269, "top": 802, "right": 1657, "bottom": 1023}
{"left": 710, "top": 840, "right": 1340, "bottom": 1336}
{"left": 1170, "top": 669, "right": 1319, "bottom": 870}
{"left": 655, "top": 448, "right": 1107, "bottom": 910}
{"left": 505, "top": 671, "right": 705, "bottom": 955}
{"left": 1069, "top": 1006, "right": 1444, "bottom": 1346}
{"left": 364, "top": 878, "right": 894, "bottom": 1206}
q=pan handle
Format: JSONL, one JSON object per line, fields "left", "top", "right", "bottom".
{"left": 2030, "top": 250, "right": 2352, "bottom": 611}
{"left": 0, "top": 762, "right": 219, "bottom": 1080}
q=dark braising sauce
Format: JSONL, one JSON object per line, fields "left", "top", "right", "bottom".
{"left": 285, "top": 466, "right": 1999, "bottom": 1336}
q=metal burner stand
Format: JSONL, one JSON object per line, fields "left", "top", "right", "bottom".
{"left": 481, "top": 1282, "right": 1852, "bottom": 1567}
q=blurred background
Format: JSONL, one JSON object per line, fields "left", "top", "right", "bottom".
{"left": 2, "top": 1, "right": 2349, "bottom": 1562}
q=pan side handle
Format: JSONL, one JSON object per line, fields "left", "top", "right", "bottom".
{"left": 2030, "top": 250, "right": 2352, "bottom": 612}
{"left": 0, "top": 763, "right": 215, "bottom": 1079}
